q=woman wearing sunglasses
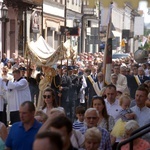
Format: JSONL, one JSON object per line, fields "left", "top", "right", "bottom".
{"left": 41, "top": 87, "right": 58, "bottom": 116}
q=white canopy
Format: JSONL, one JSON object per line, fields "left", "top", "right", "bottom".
{"left": 27, "top": 36, "right": 67, "bottom": 66}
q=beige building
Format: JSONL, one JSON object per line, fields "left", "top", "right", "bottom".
{"left": 42, "top": 0, "right": 82, "bottom": 50}
{"left": 101, "top": 3, "right": 140, "bottom": 53}
{"left": 43, "top": 0, "right": 65, "bottom": 49}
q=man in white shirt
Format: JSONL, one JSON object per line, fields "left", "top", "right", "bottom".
{"left": 3, "top": 69, "right": 31, "bottom": 124}
{"left": 131, "top": 86, "right": 150, "bottom": 127}
{"left": 131, "top": 86, "right": 150, "bottom": 142}
{"left": 113, "top": 64, "right": 128, "bottom": 93}
{"left": 0, "top": 77, "right": 7, "bottom": 125}
{"left": 104, "top": 84, "right": 122, "bottom": 122}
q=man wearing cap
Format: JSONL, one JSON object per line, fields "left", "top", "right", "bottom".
{"left": 68, "top": 66, "right": 82, "bottom": 121}
{"left": 85, "top": 68, "right": 97, "bottom": 108}
{"left": 51, "top": 65, "right": 72, "bottom": 116}
{"left": 19, "top": 66, "right": 27, "bottom": 79}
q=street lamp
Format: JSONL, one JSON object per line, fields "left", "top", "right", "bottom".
{"left": 0, "top": 3, "right": 9, "bottom": 54}
{"left": 74, "top": 19, "right": 80, "bottom": 27}
{"left": 1, "top": 3, "right": 8, "bottom": 21}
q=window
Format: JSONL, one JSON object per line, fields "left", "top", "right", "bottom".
{"left": 54, "top": 32, "right": 58, "bottom": 49}
{"left": 47, "top": 28, "right": 53, "bottom": 47}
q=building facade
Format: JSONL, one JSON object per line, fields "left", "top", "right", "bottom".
{"left": 43, "top": 0, "right": 65, "bottom": 49}
{"left": 0, "top": 0, "right": 142, "bottom": 59}
{"left": 0, "top": 0, "right": 42, "bottom": 59}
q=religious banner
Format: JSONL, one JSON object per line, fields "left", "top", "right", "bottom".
{"left": 103, "top": 3, "right": 113, "bottom": 85}
{"left": 104, "top": 38, "right": 112, "bottom": 85}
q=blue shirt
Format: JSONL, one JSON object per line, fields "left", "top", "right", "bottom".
{"left": 131, "top": 105, "right": 150, "bottom": 142}
{"left": 6, "top": 119, "right": 42, "bottom": 150}
{"left": 131, "top": 105, "right": 150, "bottom": 127}
{"left": 79, "top": 125, "right": 112, "bottom": 150}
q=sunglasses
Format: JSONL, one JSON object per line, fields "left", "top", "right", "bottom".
{"left": 86, "top": 117, "right": 97, "bottom": 120}
{"left": 43, "top": 95, "right": 51, "bottom": 99}
{"left": 92, "top": 95, "right": 103, "bottom": 99}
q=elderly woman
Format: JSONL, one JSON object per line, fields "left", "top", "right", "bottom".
{"left": 121, "top": 120, "right": 150, "bottom": 150}
{"left": 84, "top": 127, "right": 101, "bottom": 150}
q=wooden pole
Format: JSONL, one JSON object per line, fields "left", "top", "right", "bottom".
{"left": 58, "top": 41, "right": 64, "bottom": 106}
{"left": 103, "top": 2, "right": 113, "bottom": 86}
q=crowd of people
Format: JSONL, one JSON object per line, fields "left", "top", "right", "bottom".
{"left": 0, "top": 51, "right": 149, "bottom": 150}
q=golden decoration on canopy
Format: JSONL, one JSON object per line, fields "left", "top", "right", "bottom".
{"left": 86, "top": 0, "right": 143, "bottom": 8}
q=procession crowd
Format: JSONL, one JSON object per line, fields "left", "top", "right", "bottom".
{"left": 0, "top": 51, "right": 150, "bottom": 150}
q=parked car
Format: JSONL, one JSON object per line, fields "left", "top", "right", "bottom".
{"left": 112, "top": 53, "right": 130, "bottom": 59}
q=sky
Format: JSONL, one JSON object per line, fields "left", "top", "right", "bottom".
{"left": 139, "top": 1, "right": 150, "bottom": 24}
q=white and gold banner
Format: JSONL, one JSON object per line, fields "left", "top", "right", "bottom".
{"left": 27, "top": 36, "right": 67, "bottom": 66}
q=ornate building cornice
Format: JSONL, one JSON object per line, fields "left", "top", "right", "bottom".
{"left": 4, "top": 0, "right": 42, "bottom": 10}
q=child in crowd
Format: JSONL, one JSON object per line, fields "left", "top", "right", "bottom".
{"left": 73, "top": 106, "right": 85, "bottom": 130}
{"left": 111, "top": 94, "right": 135, "bottom": 139}
{"left": 34, "top": 110, "right": 48, "bottom": 124}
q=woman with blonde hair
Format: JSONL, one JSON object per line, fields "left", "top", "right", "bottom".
{"left": 35, "top": 110, "right": 48, "bottom": 123}
{"left": 121, "top": 120, "right": 150, "bottom": 150}
{"left": 84, "top": 127, "right": 101, "bottom": 150}
{"left": 111, "top": 94, "right": 135, "bottom": 140}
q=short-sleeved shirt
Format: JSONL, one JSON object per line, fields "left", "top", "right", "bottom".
{"left": 131, "top": 106, "right": 150, "bottom": 127}
{"left": 105, "top": 99, "right": 122, "bottom": 122}
{"left": 79, "top": 125, "right": 112, "bottom": 150}
{"left": 6, "top": 119, "right": 42, "bottom": 150}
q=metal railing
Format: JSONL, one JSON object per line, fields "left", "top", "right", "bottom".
{"left": 116, "top": 123, "right": 150, "bottom": 150}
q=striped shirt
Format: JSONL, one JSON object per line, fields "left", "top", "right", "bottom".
{"left": 73, "top": 120, "right": 84, "bottom": 130}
